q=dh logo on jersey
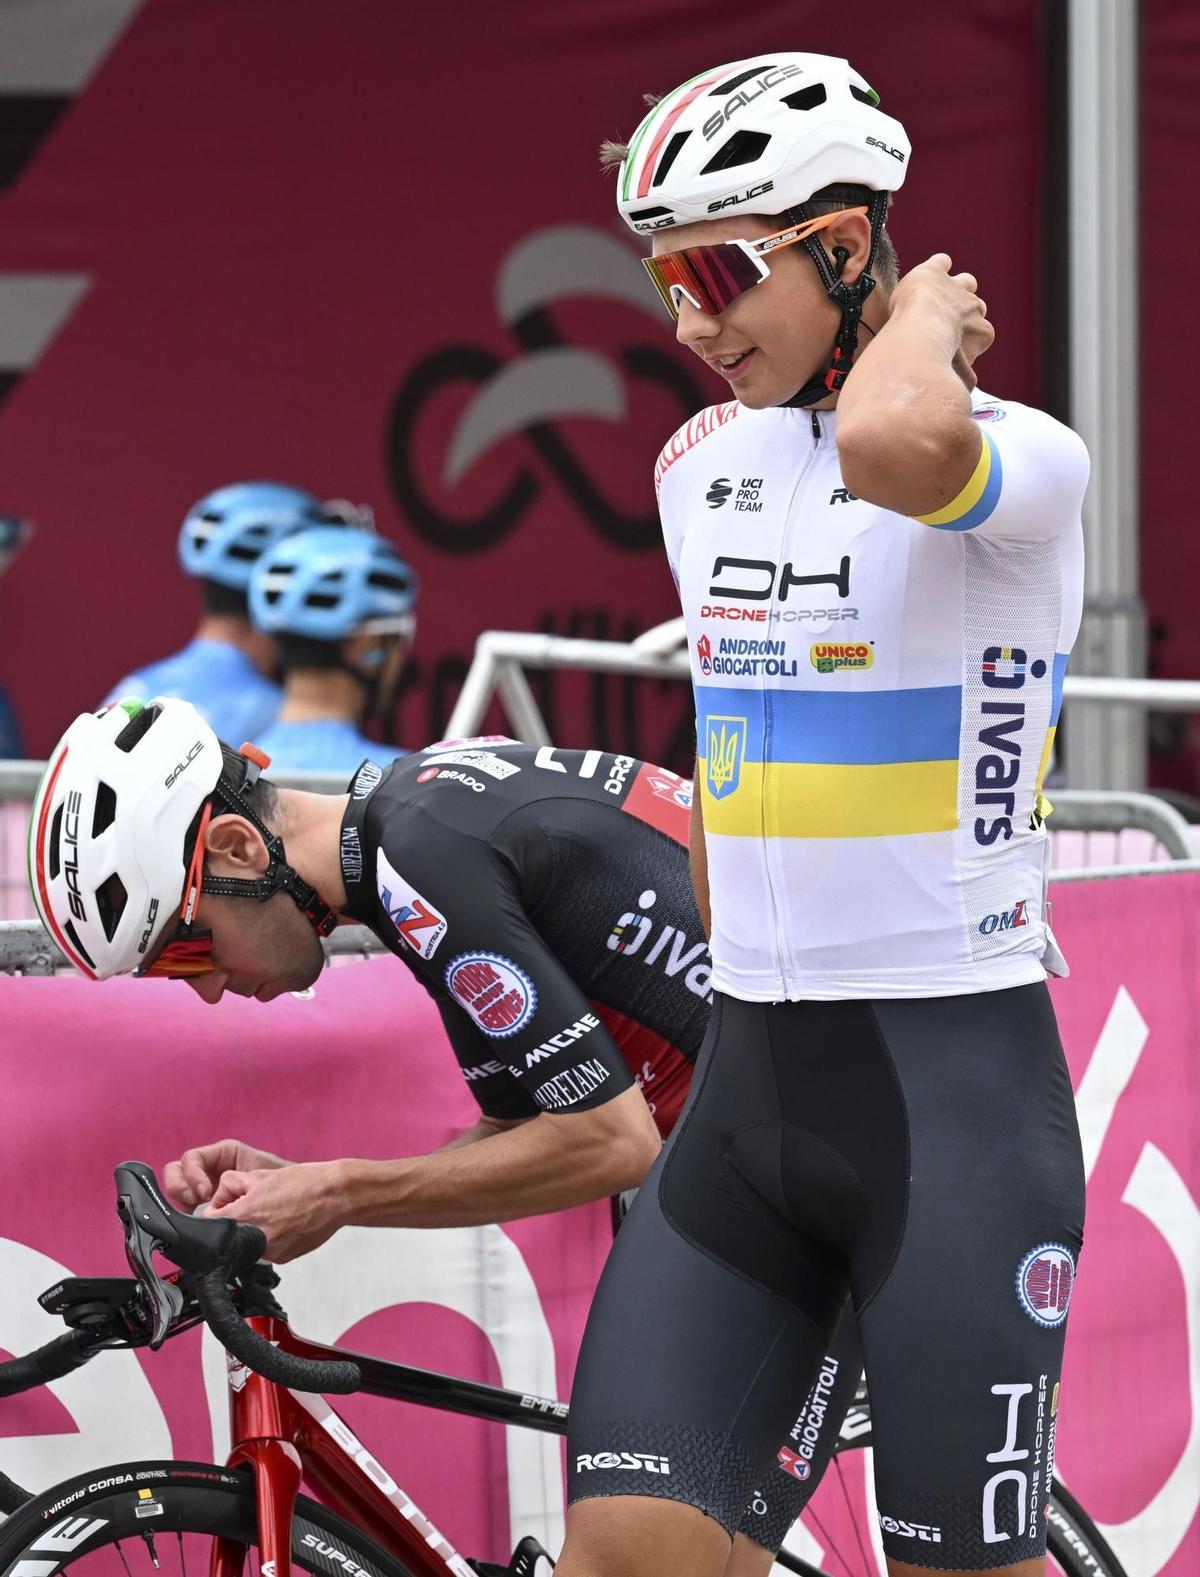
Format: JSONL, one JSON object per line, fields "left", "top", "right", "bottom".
{"left": 706, "top": 716, "right": 747, "bottom": 799}
{"left": 376, "top": 850, "right": 448, "bottom": 960}
{"left": 1016, "top": 1243, "right": 1075, "bottom": 1328}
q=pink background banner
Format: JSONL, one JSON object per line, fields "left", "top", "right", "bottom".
{"left": 2, "top": 871, "right": 1198, "bottom": 1574}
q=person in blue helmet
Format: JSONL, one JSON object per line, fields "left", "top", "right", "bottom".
{"left": 247, "top": 525, "right": 418, "bottom": 774}
{"left": 101, "top": 482, "right": 361, "bottom": 743}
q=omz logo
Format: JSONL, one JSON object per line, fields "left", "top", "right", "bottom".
{"left": 974, "top": 646, "right": 1049, "bottom": 847}
{"left": 979, "top": 900, "right": 1029, "bottom": 936}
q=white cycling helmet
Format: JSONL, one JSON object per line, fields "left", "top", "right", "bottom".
{"left": 615, "top": 53, "right": 909, "bottom": 234}
{"left": 28, "top": 698, "right": 223, "bottom": 979}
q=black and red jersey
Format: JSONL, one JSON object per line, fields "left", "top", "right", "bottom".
{"left": 338, "top": 739, "right": 710, "bottom": 1136}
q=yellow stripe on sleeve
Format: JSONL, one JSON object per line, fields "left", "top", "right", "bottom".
{"left": 914, "top": 430, "right": 992, "bottom": 527}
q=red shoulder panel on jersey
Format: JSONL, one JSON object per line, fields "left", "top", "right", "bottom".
{"left": 654, "top": 402, "right": 740, "bottom": 498}
{"left": 588, "top": 999, "right": 693, "bottom": 1139}
{"left": 621, "top": 762, "right": 692, "bottom": 845}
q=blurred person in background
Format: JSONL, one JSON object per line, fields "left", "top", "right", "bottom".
{"left": 248, "top": 525, "right": 418, "bottom": 773}
{"left": 0, "top": 517, "right": 34, "bottom": 757}
{"left": 101, "top": 482, "right": 357, "bottom": 743}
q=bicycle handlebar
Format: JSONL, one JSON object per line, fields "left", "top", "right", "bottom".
{"left": 195, "top": 1223, "right": 360, "bottom": 1394}
{"left": 0, "top": 1329, "right": 95, "bottom": 1398}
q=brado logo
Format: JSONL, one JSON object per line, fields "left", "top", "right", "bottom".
{"left": 1016, "top": 1244, "right": 1075, "bottom": 1328}
{"left": 445, "top": 952, "right": 537, "bottom": 1038}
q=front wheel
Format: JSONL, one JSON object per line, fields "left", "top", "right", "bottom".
{"left": 0, "top": 1460, "right": 422, "bottom": 1577}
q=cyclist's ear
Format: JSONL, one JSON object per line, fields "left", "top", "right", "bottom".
{"left": 205, "top": 812, "right": 271, "bottom": 876}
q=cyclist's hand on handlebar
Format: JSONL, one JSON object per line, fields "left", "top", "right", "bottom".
{"left": 165, "top": 1138, "right": 292, "bottom": 1210}
{"left": 205, "top": 1161, "right": 344, "bottom": 1263}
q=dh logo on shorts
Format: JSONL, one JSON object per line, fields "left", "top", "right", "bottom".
{"left": 1016, "top": 1243, "right": 1075, "bottom": 1327}
{"left": 706, "top": 716, "right": 747, "bottom": 799}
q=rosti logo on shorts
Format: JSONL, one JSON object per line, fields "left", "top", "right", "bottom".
{"left": 810, "top": 642, "right": 873, "bottom": 673}
{"left": 445, "top": 952, "right": 537, "bottom": 1038}
{"left": 1016, "top": 1243, "right": 1075, "bottom": 1327}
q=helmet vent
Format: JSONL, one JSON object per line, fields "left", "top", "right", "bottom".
{"left": 368, "top": 570, "right": 410, "bottom": 595}
{"left": 227, "top": 541, "right": 262, "bottom": 562}
{"left": 710, "top": 64, "right": 775, "bottom": 96}
{"left": 782, "top": 84, "right": 827, "bottom": 112}
{"left": 48, "top": 804, "right": 63, "bottom": 880}
{"left": 701, "top": 131, "right": 771, "bottom": 176}
{"left": 114, "top": 705, "right": 160, "bottom": 753}
{"left": 652, "top": 130, "right": 691, "bottom": 188}
{"left": 92, "top": 782, "right": 117, "bottom": 838}
{"left": 95, "top": 872, "right": 128, "bottom": 943}
{"left": 63, "top": 919, "right": 95, "bottom": 970}
{"left": 307, "top": 592, "right": 341, "bottom": 609}
{"left": 849, "top": 83, "right": 880, "bottom": 107}
{"left": 628, "top": 205, "right": 672, "bottom": 222}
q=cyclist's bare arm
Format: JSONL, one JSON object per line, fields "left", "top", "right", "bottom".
{"left": 835, "top": 253, "right": 994, "bottom": 517}
{"left": 690, "top": 758, "right": 710, "bottom": 937}
{"left": 203, "top": 1085, "right": 660, "bottom": 1258}
{"left": 435, "top": 1114, "right": 532, "bottom": 1150}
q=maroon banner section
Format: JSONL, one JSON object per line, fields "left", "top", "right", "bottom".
{"left": 1142, "top": 0, "right": 1200, "bottom": 792}
{"left": 0, "top": 1, "right": 1045, "bottom": 767}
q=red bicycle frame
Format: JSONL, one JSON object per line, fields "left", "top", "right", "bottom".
{"left": 216, "top": 1315, "right": 481, "bottom": 1577}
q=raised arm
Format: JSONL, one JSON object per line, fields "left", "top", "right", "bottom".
{"left": 834, "top": 253, "right": 994, "bottom": 519}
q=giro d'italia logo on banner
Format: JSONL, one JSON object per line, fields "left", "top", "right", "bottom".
{"left": 386, "top": 225, "right": 707, "bottom": 555}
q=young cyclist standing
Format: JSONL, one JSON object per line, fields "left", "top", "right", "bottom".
{"left": 554, "top": 53, "right": 1090, "bottom": 1577}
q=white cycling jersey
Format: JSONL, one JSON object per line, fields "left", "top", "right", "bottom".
{"left": 657, "top": 390, "right": 1088, "bottom": 1001}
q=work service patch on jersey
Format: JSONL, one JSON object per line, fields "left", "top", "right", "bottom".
{"left": 445, "top": 952, "right": 538, "bottom": 1038}
{"left": 376, "top": 849, "right": 448, "bottom": 960}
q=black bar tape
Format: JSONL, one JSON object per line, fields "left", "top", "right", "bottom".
{"left": 0, "top": 1330, "right": 94, "bottom": 1398}
{"left": 0, "top": 1468, "right": 31, "bottom": 1514}
{"left": 197, "top": 1227, "right": 360, "bottom": 1395}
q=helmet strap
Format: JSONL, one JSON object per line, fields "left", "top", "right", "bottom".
{"left": 199, "top": 748, "right": 337, "bottom": 937}
{"left": 780, "top": 190, "right": 890, "bottom": 410}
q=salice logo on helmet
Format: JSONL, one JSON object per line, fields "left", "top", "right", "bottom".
{"left": 445, "top": 952, "right": 537, "bottom": 1039}
{"left": 1016, "top": 1243, "right": 1075, "bottom": 1328}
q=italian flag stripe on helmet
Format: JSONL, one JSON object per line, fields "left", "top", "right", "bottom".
{"left": 622, "top": 66, "right": 728, "bottom": 203}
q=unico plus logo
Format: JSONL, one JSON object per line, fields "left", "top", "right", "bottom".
{"left": 974, "top": 646, "right": 1048, "bottom": 847}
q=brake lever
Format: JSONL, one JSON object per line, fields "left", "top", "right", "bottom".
{"left": 114, "top": 1161, "right": 237, "bottom": 1349}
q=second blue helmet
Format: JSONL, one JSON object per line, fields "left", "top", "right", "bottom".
{"left": 178, "top": 481, "right": 352, "bottom": 592}
{"left": 248, "top": 526, "right": 419, "bottom": 643}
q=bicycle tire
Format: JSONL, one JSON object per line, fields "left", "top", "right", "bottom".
{"left": 0, "top": 1459, "right": 433, "bottom": 1577}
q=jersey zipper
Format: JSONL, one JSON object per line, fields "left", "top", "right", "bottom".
{"left": 760, "top": 410, "right": 825, "bottom": 996}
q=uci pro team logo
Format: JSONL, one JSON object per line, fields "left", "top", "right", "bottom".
{"left": 706, "top": 717, "right": 747, "bottom": 799}
{"left": 387, "top": 226, "right": 707, "bottom": 554}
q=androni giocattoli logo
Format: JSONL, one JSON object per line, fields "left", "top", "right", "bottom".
{"left": 706, "top": 716, "right": 747, "bottom": 799}
{"left": 811, "top": 641, "right": 873, "bottom": 673}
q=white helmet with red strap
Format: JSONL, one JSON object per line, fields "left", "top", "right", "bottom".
{"left": 28, "top": 698, "right": 222, "bottom": 979}
{"left": 615, "top": 53, "right": 909, "bottom": 234}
